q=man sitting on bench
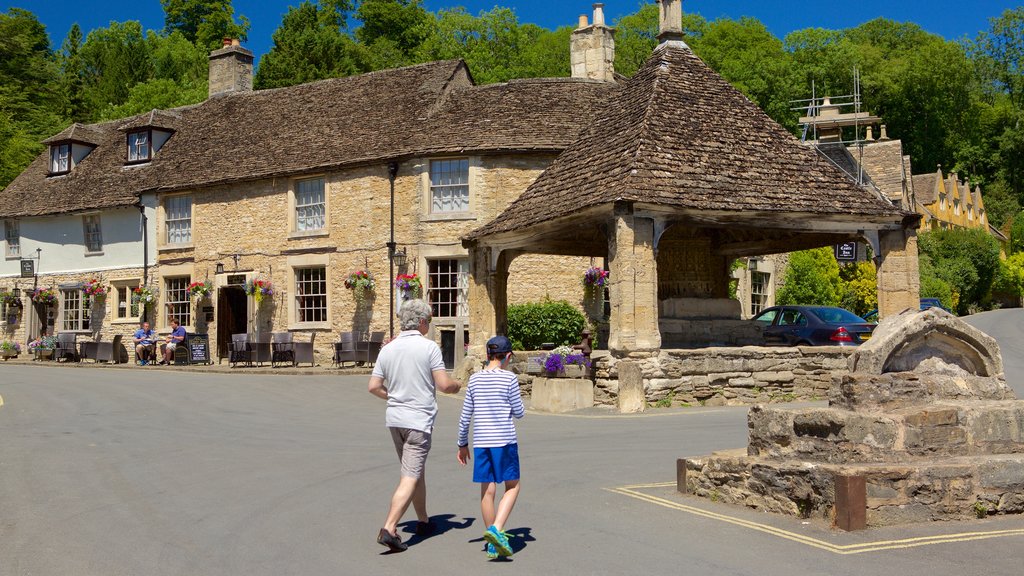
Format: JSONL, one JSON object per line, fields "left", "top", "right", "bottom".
{"left": 133, "top": 321, "right": 157, "bottom": 365}
{"left": 160, "top": 317, "right": 186, "bottom": 365}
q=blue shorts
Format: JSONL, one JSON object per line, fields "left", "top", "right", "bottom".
{"left": 472, "top": 443, "right": 520, "bottom": 483}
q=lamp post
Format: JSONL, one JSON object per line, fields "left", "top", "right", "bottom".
{"left": 387, "top": 161, "right": 400, "bottom": 338}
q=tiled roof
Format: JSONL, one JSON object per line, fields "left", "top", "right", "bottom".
{"left": 912, "top": 173, "right": 939, "bottom": 205}
{"left": 467, "top": 42, "right": 903, "bottom": 240}
{"left": 1, "top": 60, "right": 615, "bottom": 218}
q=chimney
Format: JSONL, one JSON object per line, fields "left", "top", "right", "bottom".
{"left": 880, "top": 124, "right": 890, "bottom": 141}
{"left": 658, "top": 0, "right": 685, "bottom": 43}
{"left": 208, "top": 40, "right": 254, "bottom": 98}
{"left": 865, "top": 125, "right": 874, "bottom": 141}
{"left": 570, "top": 3, "right": 616, "bottom": 82}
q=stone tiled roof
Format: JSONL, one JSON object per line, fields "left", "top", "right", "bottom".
{"left": 912, "top": 173, "right": 940, "bottom": 205}
{"left": 41, "top": 123, "right": 104, "bottom": 146}
{"left": 467, "top": 42, "right": 903, "bottom": 240}
{"left": 856, "top": 140, "right": 906, "bottom": 202}
{"left": 1, "top": 60, "right": 614, "bottom": 218}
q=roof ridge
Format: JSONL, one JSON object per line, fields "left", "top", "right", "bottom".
{"left": 625, "top": 45, "right": 679, "bottom": 194}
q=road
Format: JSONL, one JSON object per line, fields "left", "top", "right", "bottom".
{"left": 964, "top": 307, "right": 1024, "bottom": 395}
{"left": 1, "top": 309, "right": 1023, "bottom": 575}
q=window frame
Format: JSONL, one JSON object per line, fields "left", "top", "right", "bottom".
{"left": 428, "top": 158, "right": 471, "bottom": 215}
{"left": 50, "top": 143, "right": 70, "bottom": 175}
{"left": 60, "top": 288, "right": 91, "bottom": 333}
{"left": 294, "top": 176, "right": 326, "bottom": 233}
{"left": 111, "top": 279, "right": 141, "bottom": 323}
{"left": 127, "top": 129, "right": 152, "bottom": 164}
{"left": 750, "top": 271, "right": 770, "bottom": 316}
{"left": 294, "top": 266, "right": 328, "bottom": 326}
{"left": 4, "top": 219, "right": 19, "bottom": 259}
{"left": 82, "top": 213, "right": 103, "bottom": 254}
{"left": 164, "top": 276, "right": 192, "bottom": 328}
{"left": 427, "top": 258, "right": 469, "bottom": 319}
{"left": 164, "top": 195, "right": 193, "bottom": 246}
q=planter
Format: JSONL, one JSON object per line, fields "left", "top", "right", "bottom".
{"left": 34, "top": 349, "right": 54, "bottom": 361}
{"left": 544, "top": 365, "right": 591, "bottom": 379}
{"left": 1, "top": 351, "right": 18, "bottom": 361}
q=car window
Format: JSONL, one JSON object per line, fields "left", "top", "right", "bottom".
{"left": 753, "top": 309, "right": 778, "bottom": 325}
{"left": 811, "top": 307, "right": 866, "bottom": 324}
{"left": 779, "top": 310, "right": 806, "bottom": 326}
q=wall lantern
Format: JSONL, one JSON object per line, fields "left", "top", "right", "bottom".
{"left": 393, "top": 248, "right": 408, "bottom": 268}
{"left": 215, "top": 262, "right": 225, "bottom": 275}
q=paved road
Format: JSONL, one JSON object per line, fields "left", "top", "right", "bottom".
{"left": 965, "top": 307, "right": 1024, "bottom": 396}
{"left": 2, "top": 311, "right": 1024, "bottom": 575}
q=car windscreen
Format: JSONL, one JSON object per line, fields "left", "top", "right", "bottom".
{"left": 809, "top": 307, "right": 866, "bottom": 324}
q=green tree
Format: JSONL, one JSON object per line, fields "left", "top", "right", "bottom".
{"left": 918, "top": 251, "right": 956, "bottom": 311}
{"left": 777, "top": 248, "right": 842, "bottom": 306}
{"left": 918, "top": 228, "right": 1002, "bottom": 313}
{"left": 1010, "top": 209, "right": 1024, "bottom": 253}
{"left": 58, "top": 23, "right": 88, "bottom": 122}
{"left": 355, "top": 0, "right": 434, "bottom": 69}
{"left": 839, "top": 260, "right": 877, "bottom": 316}
{"left": 613, "top": 4, "right": 705, "bottom": 77}
{"left": 160, "top": 0, "right": 249, "bottom": 50}
{"left": 78, "top": 21, "right": 153, "bottom": 114}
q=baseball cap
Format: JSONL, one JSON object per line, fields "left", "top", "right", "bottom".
{"left": 486, "top": 335, "right": 513, "bottom": 355}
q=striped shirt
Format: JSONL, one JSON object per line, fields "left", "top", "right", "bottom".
{"left": 457, "top": 368, "right": 525, "bottom": 448}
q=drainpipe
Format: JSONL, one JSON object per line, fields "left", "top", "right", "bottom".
{"left": 137, "top": 203, "right": 149, "bottom": 322}
{"left": 386, "top": 162, "right": 399, "bottom": 339}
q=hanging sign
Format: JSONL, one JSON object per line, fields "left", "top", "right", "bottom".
{"left": 20, "top": 259, "right": 34, "bottom": 278}
{"left": 835, "top": 242, "right": 857, "bottom": 262}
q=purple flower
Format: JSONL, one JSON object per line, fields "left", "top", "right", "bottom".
{"left": 544, "top": 354, "right": 564, "bottom": 373}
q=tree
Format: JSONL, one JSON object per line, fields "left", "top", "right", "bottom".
{"left": 1010, "top": 209, "right": 1024, "bottom": 253}
{"left": 839, "top": 261, "right": 877, "bottom": 317}
{"left": 79, "top": 21, "right": 153, "bottom": 114}
{"left": 614, "top": 4, "right": 705, "bottom": 78}
{"left": 777, "top": 248, "right": 842, "bottom": 306}
{"left": 918, "top": 228, "right": 1002, "bottom": 313}
{"left": 355, "top": 0, "right": 434, "bottom": 68}
{"left": 161, "top": 0, "right": 249, "bottom": 50}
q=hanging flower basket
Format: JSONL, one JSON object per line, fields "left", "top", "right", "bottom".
{"left": 83, "top": 279, "right": 107, "bottom": 298}
{"left": 244, "top": 278, "right": 274, "bottom": 307}
{"left": 187, "top": 281, "right": 212, "bottom": 302}
{"left": 0, "top": 290, "right": 22, "bottom": 307}
{"left": 132, "top": 286, "right": 157, "bottom": 306}
{"left": 345, "top": 270, "right": 375, "bottom": 305}
{"left": 31, "top": 288, "right": 57, "bottom": 305}
{"left": 395, "top": 273, "right": 422, "bottom": 298}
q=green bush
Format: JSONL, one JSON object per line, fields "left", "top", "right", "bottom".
{"left": 506, "top": 299, "right": 587, "bottom": 350}
{"left": 918, "top": 228, "right": 1001, "bottom": 314}
{"left": 777, "top": 248, "right": 842, "bottom": 306}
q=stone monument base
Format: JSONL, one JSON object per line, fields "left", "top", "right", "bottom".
{"left": 531, "top": 377, "right": 594, "bottom": 413}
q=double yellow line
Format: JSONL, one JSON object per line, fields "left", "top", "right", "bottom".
{"left": 606, "top": 482, "right": 1024, "bottom": 554}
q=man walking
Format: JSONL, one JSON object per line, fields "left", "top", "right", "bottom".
{"left": 368, "top": 299, "right": 460, "bottom": 552}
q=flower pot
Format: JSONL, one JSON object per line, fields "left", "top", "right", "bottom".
{"left": 34, "top": 349, "right": 53, "bottom": 360}
{"left": 1, "top": 351, "right": 17, "bottom": 360}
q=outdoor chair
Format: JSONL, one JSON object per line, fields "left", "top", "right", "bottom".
{"left": 79, "top": 340, "right": 99, "bottom": 362}
{"left": 359, "top": 331, "right": 385, "bottom": 366}
{"left": 293, "top": 332, "right": 316, "bottom": 367}
{"left": 271, "top": 332, "right": 295, "bottom": 368}
{"left": 55, "top": 333, "right": 79, "bottom": 362}
{"left": 333, "top": 331, "right": 359, "bottom": 368}
{"left": 229, "top": 333, "right": 251, "bottom": 367}
{"left": 94, "top": 334, "right": 123, "bottom": 364}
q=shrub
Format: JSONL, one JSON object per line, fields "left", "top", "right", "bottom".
{"left": 918, "top": 228, "right": 1001, "bottom": 314}
{"left": 777, "top": 248, "right": 841, "bottom": 306}
{"left": 507, "top": 298, "right": 587, "bottom": 350}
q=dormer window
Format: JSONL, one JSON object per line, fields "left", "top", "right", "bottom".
{"left": 50, "top": 143, "right": 70, "bottom": 174}
{"left": 128, "top": 131, "right": 151, "bottom": 163}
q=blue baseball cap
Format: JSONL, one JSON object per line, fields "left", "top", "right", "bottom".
{"left": 486, "top": 335, "right": 513, "bottom": 355}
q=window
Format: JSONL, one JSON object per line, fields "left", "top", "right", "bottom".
{"left": 750, "top": 272, "right": 770, "bottom": 316}
{"left": 428, "top": 259, "right": 468, "bottom": 318}
{"left": 83, "top": 214, "right": 102, "bottom": 253}
{"left": 164, "top": 277, "right": 191, "bottom": 327}
{"left": 114, "top": 282, "right": 140, "bottom": 320}
{"left": 165, "top": 196, "right": 192, "bottom": 244}
{"left": 4, "top": 220, "right": 19, "bottom": 258}
{"left": 429, "top": 159, "right": 469, "bottom": 213}
{"left": 295, "top": 267, "right": 327, "bottom": 323}
{"left": 61, "top": 289, "right": 90, "bottom": 331}
{"left": 128, "top": 131, "right": 151, "bottom": 162}
{"left": 295, "top": 177, "right": 325, "bottom": 232}
{"left": 752, "top": 308, "right": 778, "bottom": 326}
{"left": 954, "top": 200, "right": 961, "bottom": 216}
{"left": 50, "top": 143, "right": 70, "bottom": 174}
{"left": 968, "top": 206, "right": 974, "bottom": 221}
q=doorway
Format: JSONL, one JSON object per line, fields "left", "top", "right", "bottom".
{"left": 217, "top": 286, "right": 248, "bottom": 360}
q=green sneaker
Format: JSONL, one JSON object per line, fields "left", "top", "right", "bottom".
{"left": 485, "top": 543, "right": 498, "bottom": 559}
{"left": 484, "top": 525, "right": 512, "bottom": 557}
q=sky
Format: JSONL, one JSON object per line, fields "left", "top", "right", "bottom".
{"left": 4, "top": 0, "right": 1018, "bottom": 65}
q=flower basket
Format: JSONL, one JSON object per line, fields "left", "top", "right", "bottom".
{"left": 583, "top": 267, "right": 609, "bottom": 302}
{"left": 345, "top": 270, "right": 375, "bottom": 305}
{"left": 31, "top": 288, "right": 57, "bottom": 305}
{"left": 540, "top": 345, "right": 591, "bottom": 378}
{"left": 243, "top": 278, "right": 273, "bottom": 307}
{"left": 0, "top": 340, "right": 20, "bottom": 359}
{"left": 83, "top": 279, "right": 107, "bottom": 299}
{"left": 0, "top": 290, "right": 22, "bottom": 307}
{"left": 187, "top": 281, "right": 212, "bottom": 302}
{"left": 395, "top": 273, "right": 422, "bottom": 298}
{"left": 28, "top": 336, "right": 56, "bottom": 352}
{"left": 132, "top": 286, "right": 157, "bottom": 307}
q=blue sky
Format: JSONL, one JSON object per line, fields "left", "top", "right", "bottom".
{"left": 5, "top": 0, "right": 1017, "bottom": 64}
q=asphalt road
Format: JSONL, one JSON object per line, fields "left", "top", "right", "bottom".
{"left": 964, "top": 307, "right": 1024, "bottom": 396}
{"left": 2, "top": 310, "right": 1024, "bottom": 575}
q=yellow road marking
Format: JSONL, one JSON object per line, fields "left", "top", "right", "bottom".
{"left": 607, "top": 483, "right": 1024, "bottom": 555}
{"left": 0, "top": 393, "right": 3, "bottom": 407}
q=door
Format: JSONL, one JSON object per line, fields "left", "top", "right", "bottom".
{"left": 217, "top": 286, "right": 248, "bottom": 359}
{"left": 776, "top": 308, "right": 807, "bottom": 345}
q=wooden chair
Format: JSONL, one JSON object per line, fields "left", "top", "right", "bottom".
{"left": 271, "top": 332, "right": 295, "bottom": 368}
{"left": 229, "top": 333, "right": 251, "bottom": 367}
{"left": 333, "top": 332, "right": 359, "bottom": 368}
{"left": 293, "top": 332, "right": 316, "bottom": 367}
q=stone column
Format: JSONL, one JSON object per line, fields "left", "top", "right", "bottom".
{"left": 876, "top": 227, "right": 920, "bottom": 320}
{"left": 466, "top": 244, "right": 510, "bottom": 357}
{"left": 608, "top": 203, "right": 661, "bottom": 354}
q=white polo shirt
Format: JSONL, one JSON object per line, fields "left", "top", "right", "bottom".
{"left": 371, "top": 330, "right": 446, "bottom": 433}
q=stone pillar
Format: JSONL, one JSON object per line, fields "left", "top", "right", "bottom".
{"left": 876, "top": 227, "right": 920, "bottom": 320}
{"left": 617, "top": 360, "right": 646, "bottom": 413}
{"left": 608, "top": 203, "right": 661, "bottom": 354}
{"left": 466, "top": 244, "right": 510, "bottom": 358}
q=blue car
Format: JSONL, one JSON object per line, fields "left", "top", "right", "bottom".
{"left": 861, "top": 298, "right": 951, "bottom": 324}
{"left": 751, "top": 306, "right": 875, "bottom": 346}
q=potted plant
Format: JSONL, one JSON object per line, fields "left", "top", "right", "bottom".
{"left": 83, "top": 279, "right": 107, "bottom": 300}
{"left": 187, "top": 281, "right": 212, "bottom": 302}
{"left": 28, "top": 335, "right": 56, "bottom": 359}
{"left": 31, "top": 288, "right": 58, "bottom": 305}
{"left": 0, "top": 290, "right": 22, "bottom": 308}
{"left": 132, "top": 286, "right": 157, "bottom": 306}
{"left": 243, "top": 278, "right": 273, "bottom": 306}
{"left": 0, "top": 340, "right": 20, "bottom": 359}
{"left": 541, "top": 345, "right": 591, "bottom": 378}
{"left": 583, "top": 266, "right": 609, "bottom": 302}
{"left": 394, "top": 273, "right": 423, "bottom": 298}
{"left": 345, "top": 270, "right": 375, "bottom": 305}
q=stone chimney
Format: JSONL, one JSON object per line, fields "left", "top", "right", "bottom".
{"left": 880, "top": 124, "right": 890, "bottom": 141}
{"left": 865, "top": 125, "right": 874, "bottom": 141}
{"left": 570, "top": 4, "right": 616, "bottom": 82}
{"left": 208, "top": 40, "right": 254, "bottom": 98}
{"left": 658, "top": 0, "right": 685, "bottom": 43}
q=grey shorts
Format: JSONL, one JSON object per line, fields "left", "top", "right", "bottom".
{"left": 390, "top": 427, "right": 432, "bottom": 479}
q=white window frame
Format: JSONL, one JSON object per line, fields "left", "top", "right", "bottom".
{"left": 295, "top": 177, "right": 326, "bottom": 232}
{"left": 164, "top": 276, "right": 191, "bottom": 328}
{"left": 750, "top": 271, "right": 770, "bottom": 317}
{"left": 954, "top": 199, "right": 961, "bottom": 216}
{"left": 127, "top": 130, "right": 151, "bottom": 163}
{"left": 61, "top": 288, "right": 90, "bottom": 332}
{"left": 427, "top": 258, "right": 468, "bottom": 318}
{"left": 4, "top": 219, "right": 19, "bottom": 258}
{"left": 164, "top": 195, "right": 192, "bottom": 245}
{"left": 294, "top": 266, "right": 328, "bottom": 325}
{"left": 111, "top": 279, "right": 141, "bottom": 323}
{"left": 83, "top": 214, "right": 103, "bottom": 254}
{"left": 50, "top": 143, "right": 70, "bottom": 174}
{"left": 429, "top": 158, "right": 470, "bottom": 214}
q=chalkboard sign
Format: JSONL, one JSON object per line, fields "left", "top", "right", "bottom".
{"left": 186, "top": 332, "right": 211, "bottom": 365}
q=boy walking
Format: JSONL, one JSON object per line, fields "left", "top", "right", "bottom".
{"left": 456, "top": 336, "right": 525, "bottom": 558}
